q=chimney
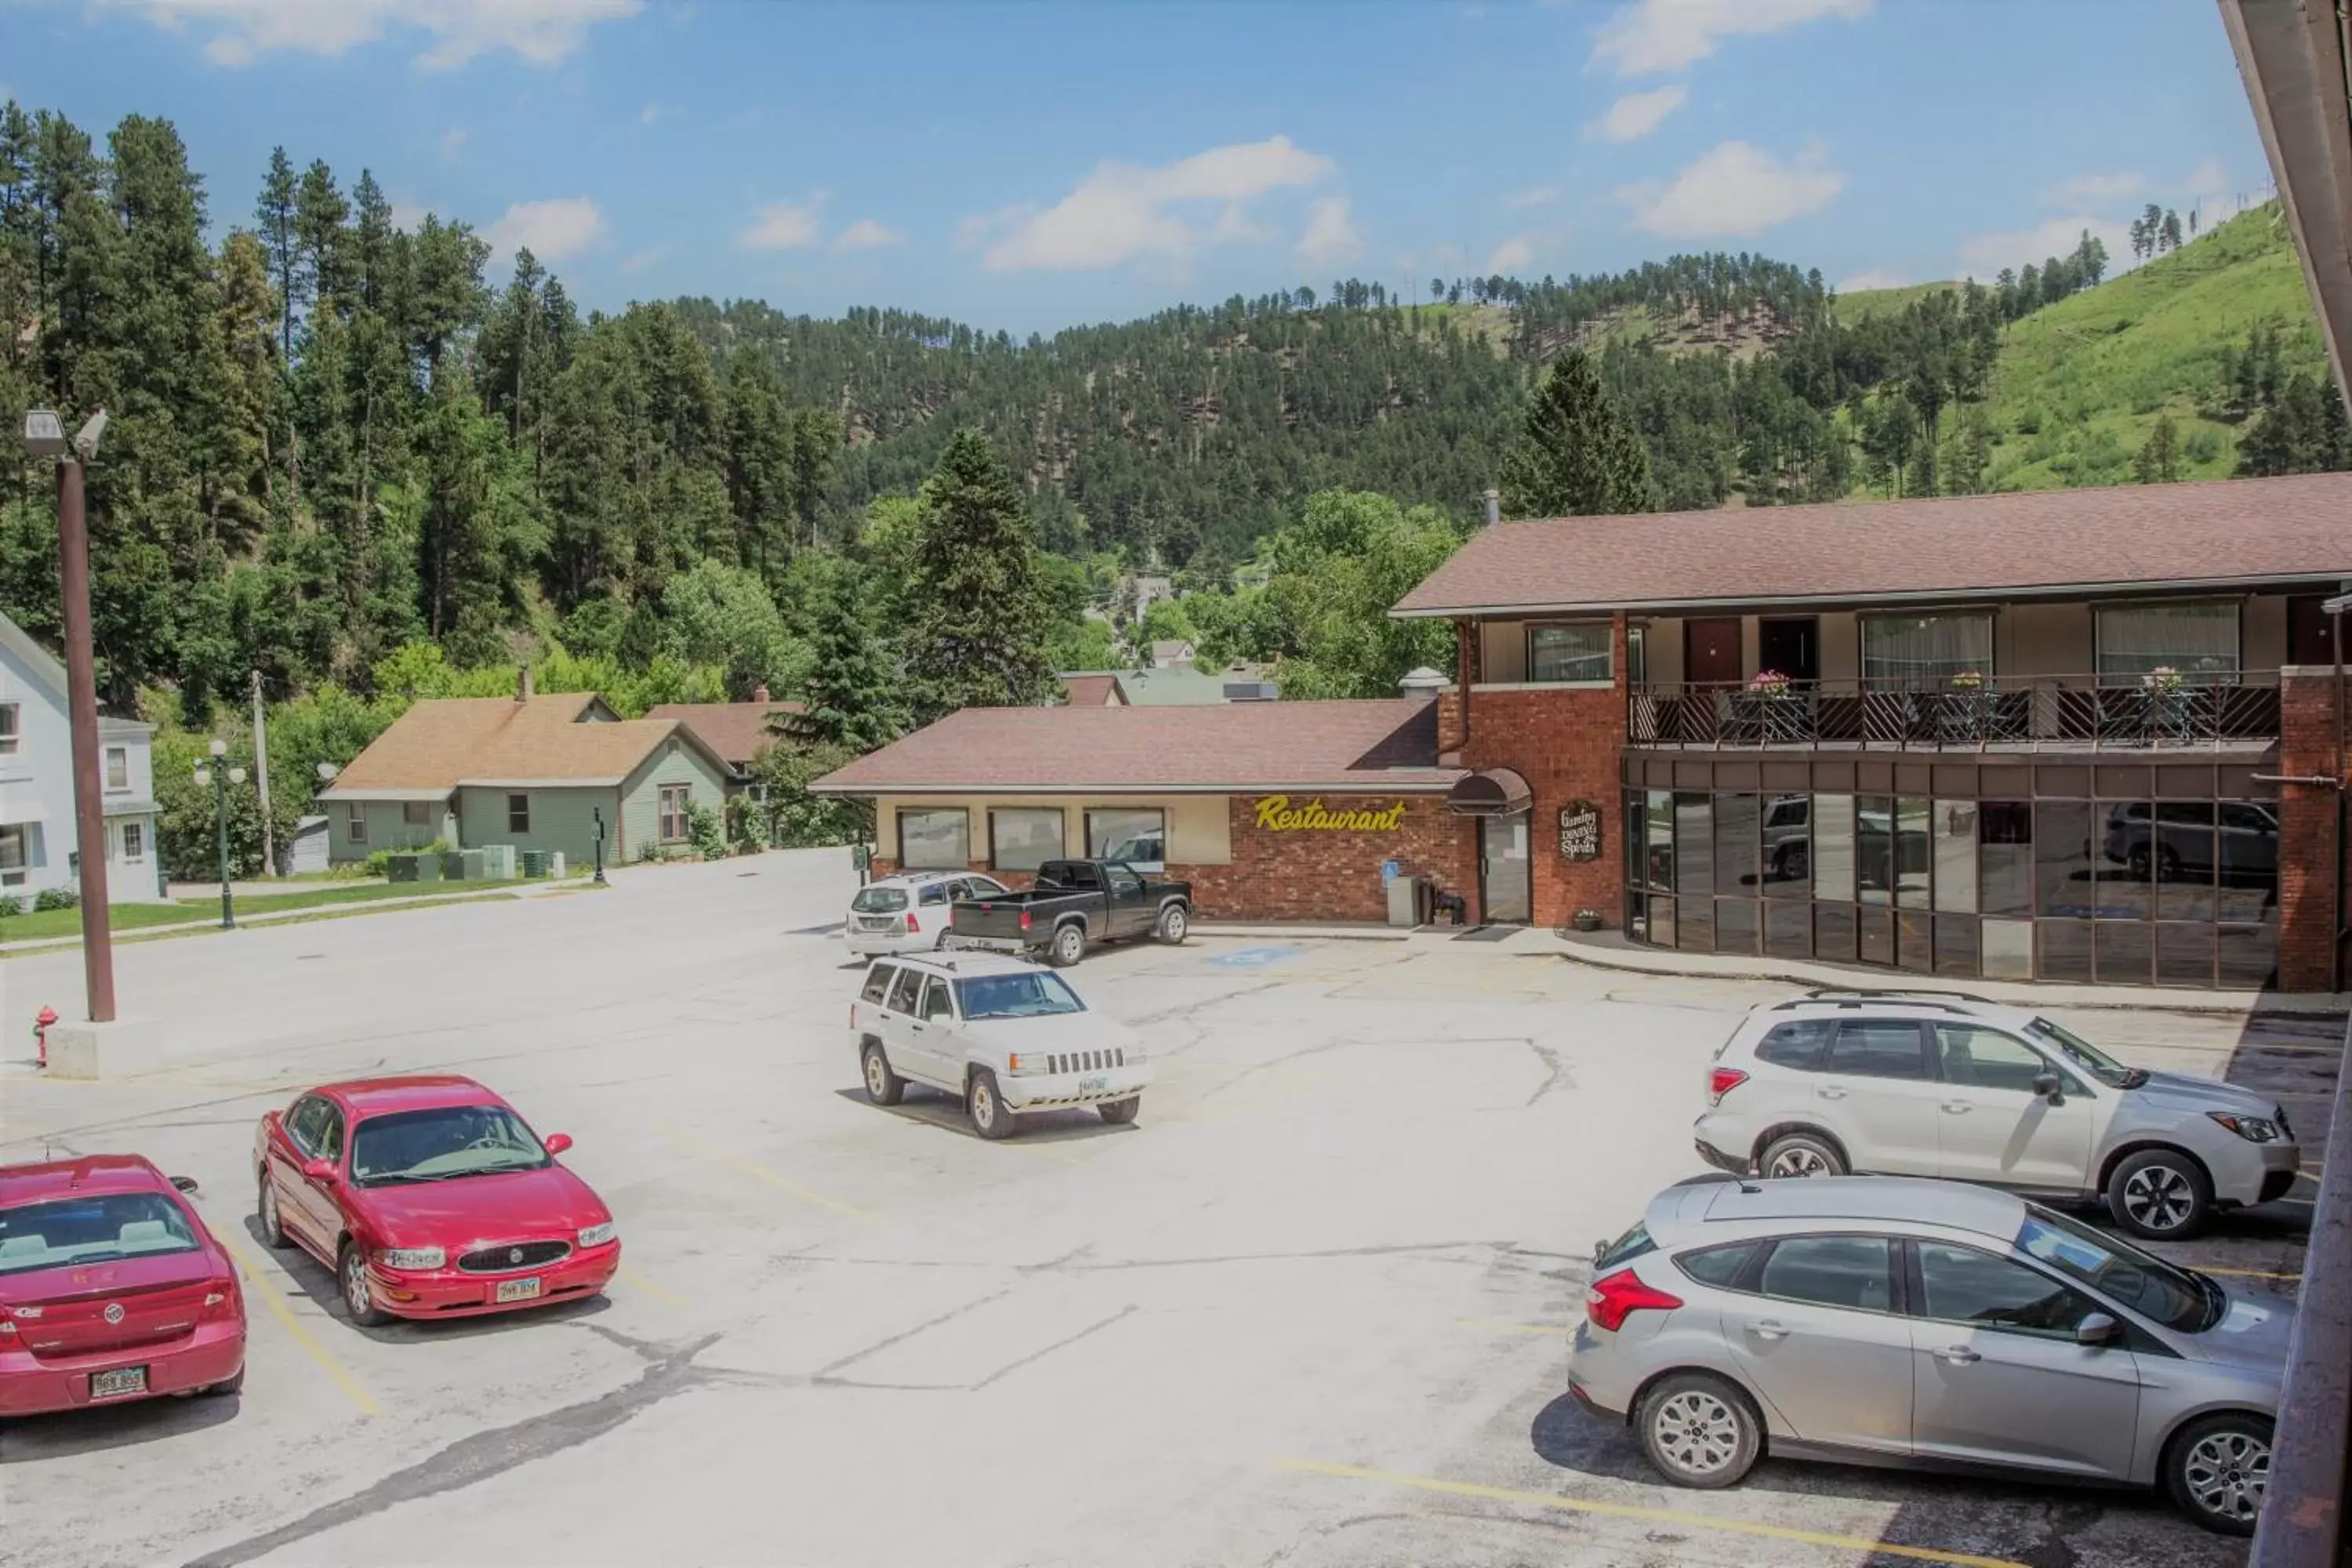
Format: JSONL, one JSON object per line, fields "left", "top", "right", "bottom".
{"left": 1397, "top": 666, "right": 1449, "bottom": 698}
{"left": 753, "top": 684, "right": 770, "bottom": 703}
{"left": 517, "top": 666, "right": 534, "bottom": 702}
{"left": 1483, "top": 488, "right": 1500, "bottom": 528}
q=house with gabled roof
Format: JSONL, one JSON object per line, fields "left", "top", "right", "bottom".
{"left": 0, "top": 609, "right": 166, "bottom": 904}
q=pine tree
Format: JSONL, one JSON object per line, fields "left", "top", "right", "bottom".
{"left": 796, "top": 561, "right": 903, "bottom": 751}
{"left": 1499, "top": 350, "right": 1657, "bottom": 517}
{"left": 2133, "top": 414, "right": 2180, "bottom": 483}
{"left": 901, "top": 429, "right": 1057, "bottom": 720}
{"left": 255, "top": 147, "right": 300, "bottom": 361}
{"left": 2161, "top": 209, "right": 2183, "bottom": 253}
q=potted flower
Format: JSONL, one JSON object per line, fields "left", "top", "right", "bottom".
{"left": 2142, "top": 665, "right": 2191, "bottom": 740}
{"left": 2142, "top": 666, "right": 2184, "bottom": 695}
{"left": 1570, "top": 908, "right": 1603, "bottom": 932}
{"left": 1748, "top": 668, "right": 1792, "bottom": 699}
{"left": 1950, "top": 670, "right": 1984, "bottom": 691}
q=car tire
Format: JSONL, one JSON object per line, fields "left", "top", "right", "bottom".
{"left": 861, "top": 1040, "right": 905, "bottom": 1107}
{"left": 1759, "top": 1131, "right": 1846, "bottom": 1180}
{"left": 2165, "top": 1411, "right": 2271, "bottom": 1536}
{"left": 2108, "top": 1148, "right": 2212, "bottom": 1240}
{"left": 257, "top": 1171, "right": 291, "bottom": 1250}
{"left": 1636, "top": 1371, "right": 1762, "bottom": 1490}
{"left": 1098, "top": 1096, "right": 1141, "bottom": 1125}
{"left": 968, "top": 1069, "right": 1018, "bottom": 1140}
{"left": 1049, "top": 922, "right": 1087, "bottom": 967}
{"left": 199, "top": 1364, "right": 247, "bottom": 1398}
{"left": 1153, "top": 903, "right": 1189, "bottom": 945}
{"left": 339, "top": 1240, "right": 392, "bottom": 1328}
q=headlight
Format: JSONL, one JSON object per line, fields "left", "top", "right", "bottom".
{"left": 2208, "top": 1112, "right": 2279, "bottom": 1143}
{"left": 376, "top": 1246, "right": 445, "bottom": 1269}
{"left": 577, "top": 1221, "right": 617, "bottom": 1248}
{"left": 1007, "top": 1053, "right": 1044, "bottom": 1076}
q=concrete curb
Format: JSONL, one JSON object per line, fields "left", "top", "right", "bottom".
{"left": 0, "top": 880, "right": 586, "bottom": 956}
{"left": 1530, "top": 930, "right": 2352, "bottom": 1018}
{"left": 1190, "top": 923, "right": 1414, "bottom": 942}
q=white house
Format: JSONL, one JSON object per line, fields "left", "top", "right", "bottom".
{"left": 0, "top": 611, "right": 166, "bottom": 906}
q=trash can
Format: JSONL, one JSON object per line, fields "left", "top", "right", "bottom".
{"left": 439, "top": 851, "right": 466, "bottom": 881}
{"left": 517, "top": 849, "right": 548, "bottom": 879}
{"left": 1387, "top": 873, "right": 1426, "bottom": 927}
{"left": 550, "top": 851, "right": 566, "bottom": 879}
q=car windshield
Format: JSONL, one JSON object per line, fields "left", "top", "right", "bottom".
{"left": 2017, "top": 1205, "right": 2216, "bottom": 1332}
{"left": 2023, "top": 1017, "right": 2145, "bottom": 1089}
{"left": 852, "top": 887, "right": 909, "bottom": 913}
{"left": 956, "top": 972, "right": 1085, "bottom": 1020}
{"left": 350, "top": 1105, "right": 550, "bottom": 1186}
{"left": 0, "top": 1193, "right": 199, "bottom": 1274}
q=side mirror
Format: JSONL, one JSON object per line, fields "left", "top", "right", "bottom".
{"left": 2075, "top": 1311, "right": 2121, "bottom": 1347}
{"left": 299, "top": 1158, "right": 336, "bottom": 1183}
{"left": 543, "top": 1133, "right": 574, "bottom": 1156}
{"left": 2031, "top": 1071, "right": 2064, "bottom": 1105}
{"left": 169, "top": 1174, "right": 201, "bottom": 1193}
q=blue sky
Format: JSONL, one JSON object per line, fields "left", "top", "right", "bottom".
{"left": 7, "top": 0, "right": 2275, "bottom": 333}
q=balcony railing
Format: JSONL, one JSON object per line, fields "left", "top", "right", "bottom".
{"left": 1628, "top": 673, "right": 2283, "bottom": 752}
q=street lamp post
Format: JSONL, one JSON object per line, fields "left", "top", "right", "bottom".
{"left": 192, "top": 739, "right": 244, "bottom": 930}
{"left": 23, "top": 408, "right": 114, "bottom": 1023}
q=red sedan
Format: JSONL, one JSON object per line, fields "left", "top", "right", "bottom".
{"left": 253, "top": 1076, "right": 619, "bottom": 1327}
{"left": 0, "top": 1155, "right": 247, "bottom": 1416}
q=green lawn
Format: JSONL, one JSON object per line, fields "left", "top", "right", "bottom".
{"left": 1830, "top": 280, "right": 1959, "bottom": 323}
{"left": 0, "top": 879, "right": 534, "bottom": 943}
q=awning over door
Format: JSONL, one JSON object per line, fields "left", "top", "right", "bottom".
{"left": 1446, "top": 768, "right": 1530, "bottom": 816}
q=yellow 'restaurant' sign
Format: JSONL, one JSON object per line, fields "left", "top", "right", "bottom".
{"left": 1253, "top": 797, "right": 1408, "bottom": 832}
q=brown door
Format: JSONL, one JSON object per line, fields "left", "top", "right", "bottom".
{"left": 2288, "top": 595, "right": 2338, "bottom": 666}
{"left": 1687, "top": 619, "right": 1743, "bottom": 688}
{"left": 1758, "top": 617, "right": 1820, "bottom": 684}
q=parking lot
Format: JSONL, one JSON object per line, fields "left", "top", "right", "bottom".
{"left": 0, "top": 848, "right": 2328, "bottom": 1568}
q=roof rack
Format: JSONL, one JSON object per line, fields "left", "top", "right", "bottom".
{"left": 1769, "top": 988, "right": 1998, "bottom": 1017}
{"left": 1802, "top": 986, "right": 1999, "bottom": 1004}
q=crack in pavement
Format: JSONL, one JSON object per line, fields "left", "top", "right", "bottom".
{"left": 815, "top": 1287, "right": 1014, "bottom": 1378}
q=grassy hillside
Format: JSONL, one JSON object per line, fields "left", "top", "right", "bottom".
{"left": 1984, "top": 205, "right": 2332, "bottom": 490}
{"left": 1831, "top": 281, "right": 1958, "bottom": 323}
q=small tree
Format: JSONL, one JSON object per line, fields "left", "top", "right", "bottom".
{"left": 2133, "top": 415, "right": 2182, "bottom": 484}
{"left": 1499, "top": 350, "right": 1658, "bottom": 518}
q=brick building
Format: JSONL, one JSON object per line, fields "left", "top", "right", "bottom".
{"left": 1393, "top": 471, "right": 2351, "bottom": 993}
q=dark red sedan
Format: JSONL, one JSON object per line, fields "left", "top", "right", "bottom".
{"left": 253, "top": 1076, "right": 619, "bottom": 1327}
{"left": 0, "top": 1154, "right": 247, "bottom": 1416}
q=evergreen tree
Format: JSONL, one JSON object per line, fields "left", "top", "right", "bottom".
{"left": 1499, "top": 350, "right": 1657, "bottom": 517}
{"left": 255, "top": 146, "right": 299, "bottom": 360}
{"left": 2161, "top": 209, "right": 2183, "bottom": 253}
{"left": 795, "top": 561, "right": 903, "bottom": 750}
{"left": 900, "top": 430, "right": 1057, "bottom": 719}
{"left": 2133, "top": 413, "right": 2181, "bottom": 483}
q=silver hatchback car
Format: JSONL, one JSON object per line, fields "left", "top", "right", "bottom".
{"left": 1566, "top": 1176, "right": 2291, "bottom": 1535}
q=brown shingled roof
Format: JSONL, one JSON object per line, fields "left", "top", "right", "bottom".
{"left": 324, "top": 693, "right": 720, "bottom": 794}
{"left": 1058, "top": 674, "right": 1125, "bottom": 706}
{"left": 1392, "top": 472, "right": 2352, "bottom": 616}
{"left": 644, "top": 700, "right": 808, "bottom": 765}
{"left": 810, "top": 699, "right": 1462, "bottom": 795}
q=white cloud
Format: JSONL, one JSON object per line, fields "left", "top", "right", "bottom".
{"left": 1621, "top": 141, "right": 1842, "bottom": 237}
{"left": 1592, "top": 84, "right": 1686, "bottom": 143}
{"left": 119, "top": 0, "right": 642, "bottom": 70}
{"left": 2043, "top": 170, "right": 2144, "bottom": 208}
{"left": 1295, "top": 196, "right": 1361, "bottom": 267}
{"left": 619, "top": 245, "right": 670, "bottom": 275}
{"left": 2180, "top": 158, "right": 2227, "bottom": 198}
{"left": 387, "top": 202, "right": 432, "bottom": 233}
{"left": 1958, "top": 214, "right": 2133, "bottom": 278}
{"left": 1486, "top": 235, "right": 1537, "bottom": 273}
{"left": 833, "top": 218, "right": 905, "bottom": 253}
{"left": 1504, "top": 184, "right": 1563, "bottom": 210}
{"left": 439, "top": 126, "right": 467, "bottom": 158}
{"left": 1592, "top": 0, "right": 1870, "bottom": 77}
{"left": 738, "top": 200, "right": 825, "bottom": 251}
{"left": 976, "top": 136, "right": 1336, "bottom": 271}
{"left": 1836, "top": 269, "right": 1907, "bottom": 292}
{"left": 483, "top": 197, "right": 606, "bottom": 263}
{"left": 640, "top": 103, "right": 671, "bottom": 125}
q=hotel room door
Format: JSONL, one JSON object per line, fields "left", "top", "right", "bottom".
{"left": 1481, "top": 812, "right": 1531, "bottom": 924}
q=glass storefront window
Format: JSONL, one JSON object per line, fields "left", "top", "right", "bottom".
{"left": 989, "top": 808, "right": 1065, "bottom": 871}
{"left": 1762, "top": 794, "right": 1809, "bottom": 898}
{"left": 2157, "top": 924, "right": 2214, "bottom": 988}
{"left": 1644, "top": 790, "right": 1673, "bottom": 891}
{"left": 2095, "top": 921, "right": 2151, "bottom": 985}
{"left": 2038, "top": 919, "right": 2093, "bottom": 984}
{"left": 1860, "top": 907, "right": 1895, "bottom": 966}
{"left": 1814, "top": 794, "right": 1855, "bottom": 901}
{"left": 1086, "top": 808, "right": 1166, "bottom": 870}
{"left": 1980, "top": 801, "right": 2032, "bottom": 915}
{"left": 1715, "top": 794, "right": 1759, "bottom": 895}
{"left": 1982, "top": 917, "right": 2034, "bottom": 980}
{"left": 898, "top": 808, "right": 971, "bottom": 869}
{"left": 1716, "top": 898, "right": 1758, "bottom": 956}
{"left": 1897, "top": 910, "right": 1933, "bottom": 973}
{"left": 1764, "top": 901, "right": 1809, "bottom": 959}
{"left": 1933, "top": 800, "right": 1976, "bottom": 913}
{"left": 2093, "top": 803, "right": 2154, "bottom": 920}
{"left": 2218, "top": 922, "right": 2277, "bottom": 989}
{"left": 1933, "top": 916, "right": 1978, "bottom": 976}
{"left": 1896, "top": 797, "right": 1931, "bottom": 909}
{"left": 1857, "top": 795, "right": 1893, "bottom": 906}
{"left": 2153, "top": 804, "right": 2217, "bottom": 920}
{"left": 2034, "top": 801, "right": 2095, "bottom": 920}
{"left": 1675, "top": 793, "right": 1713, "bottom": 950}
{"left": 2216, "top": 802, "right": 2280, "bottom": 925}
{"left": 1528, "top": 622, "right": 1613, "bottom": 683}
{"left": 1815, "top": 902, "right": 1857, "bottom": 964}
{"left": 1648, "top": 895, "right": 1676, "bottom": 949}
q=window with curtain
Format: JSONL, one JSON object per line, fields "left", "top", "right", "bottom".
{"left": 898, "top": 808, "right": 970, "bottom": 869}
{"left": 990, "top": 808, "right": 1065, "bottom": 871}
{"left": 2096, "top": 602, "right": 2239, "bottom": 684}
{"left": 1527, "top": 622, "right": 1613, "bottom": 683}
{"left": 1861, "top": 613, "right": 1994, "bottom": 689}
{"left": 1086, "top": 808, "right": 1166, "bottom": 869}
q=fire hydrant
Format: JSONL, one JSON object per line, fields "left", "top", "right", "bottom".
{"left": 34, "top": 1005, "right": 58, "bottom": 1070}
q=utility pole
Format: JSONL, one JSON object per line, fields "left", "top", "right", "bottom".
{"left": 251, "top": 669, "right": 274, "bottom": 876}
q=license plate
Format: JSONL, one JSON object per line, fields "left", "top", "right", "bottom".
{"left": 494, "top": 1276, "right": 543, "bottom": 1304}
{"left": 1079, "top": 1076, "right": 1108, "bottom": 1094}
{"left": 90, "top": 1366, "right": 148, "bottom": 1399}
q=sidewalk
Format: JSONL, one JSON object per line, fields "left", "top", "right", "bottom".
{"left": 0, "top": 880, "right": 587, "bottom": 955}
{"left": 1533, "top": 927, "right": 2352, "bottom": 1016}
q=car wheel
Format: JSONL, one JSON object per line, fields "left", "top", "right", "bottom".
{"left": 1049, "top": 923, "right": 1087, "bottom": 967}
{"left": 1759, "top": 1131, "right": 1846, "bottom": 1180}
{"left": 1774, "top": 842, "right": 1809, "bottom": 882}
{"left": 968, "top": 1069, "right": 1018, "bottom": 1140}
{"left": 2166, "top": 1412, "right": 2271, "bottom": 1535}
{"left": 861, "top": 1040, "right": 905, "bottom": 1107}
{"left": 257, "top": 1172, "right": 290, "bottom": 1250}
{"left": 198, "top": 1364, "right": 246, "bottom": 1398}
{"left": 1637, "top": 1372, "right": 1762, "bottom": 1490}
{"left": 1153, "top": 904, "right": 1189, "bottom": 945}
{"left": 339, "top": 1241, "right": 392, "bottom": 1328}
{"left": 1098, "top": 1096, "right": 1141, "bottom": 1125}
{"left": 2108, "top": 1148, "right": 2212, "bottom": 1240}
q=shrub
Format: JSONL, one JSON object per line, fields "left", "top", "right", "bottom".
{"left": 34, "top": 886, "right": 80, "bottom": 912}
{"left": 362, "top": 851, "right": 392, "bottom": 880}
{"left": 685, "top": 800, "right": 728, "bottom": 861}
{"left": 0, "top": 893, "right": 20, "bottom": 919}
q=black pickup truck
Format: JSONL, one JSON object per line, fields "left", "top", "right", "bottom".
{"left": 949, "top": 859, "right": 1192, "bottom": 966}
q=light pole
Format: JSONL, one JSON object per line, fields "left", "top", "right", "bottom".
{"left": 191, "top": 739, "right": 245, "bottom": 930}
{"left": 23, "top": 408, "right": 114, "bottom": 1022}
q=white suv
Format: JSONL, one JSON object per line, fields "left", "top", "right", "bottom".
{"left": 844, "top": 873, "right": 1011, "bottom": 958}
{"left": 849, "top": 953, "right": 1149, "bottom": 1139}
{"left": 1694, "top": 991, "right": 2300, "bottom": 1240}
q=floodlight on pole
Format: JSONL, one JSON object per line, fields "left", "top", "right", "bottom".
{"left": 72, "top": 411, "right": 107, "bottom": 462}
{"left": 22, "top": 409, "right": 67, "bottom": 459}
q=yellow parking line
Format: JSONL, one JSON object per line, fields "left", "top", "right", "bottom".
{"left": 617, "top": 1264, "right": 690, "bottom": 1309}
{"left": 1276, "top": 1458, "right": 2027, "bottom": 1568}
{"left": 2198, "top": 1264, "right": 2301, "bottom": 1281}
{"left": 215, "top": 1230, "right": 378, "bottom": 1416}
{"left": 1456, "top": 1318, "right": 1575, "bottom": 1337}
{"left": 658, "top": 1127, "right": 878, "bottom": 1222}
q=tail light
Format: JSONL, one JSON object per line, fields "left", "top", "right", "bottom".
{"left": 905, "top": 912, "right": 920, "bottom": 933}
{"left": 1708, "top": 1067, "right": 1749, "bottom": 1104}
{"left": 1585, "top": 1269, "right": 1682, "bottom": 1332}
{"left": 200, "top": 1279, "right": 240, "bottom": 1321}
{"left": 1018, "top": 909, "right": 1032, "bottom": 931}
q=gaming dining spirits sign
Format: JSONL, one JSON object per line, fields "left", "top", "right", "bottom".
{"left": 1253, "top": 797, "right": 1410, "bottom": 833}
{"left": 1557, "top": 800, "right": 1602, "bottom": 861}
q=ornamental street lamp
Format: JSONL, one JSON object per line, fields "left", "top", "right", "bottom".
{"left": 192, "top": 739, "right": 245, "bottom": 930}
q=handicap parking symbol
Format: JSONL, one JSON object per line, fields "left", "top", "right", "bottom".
{"left": 1208, "top": 944, "right": 1301, "bottom": 969}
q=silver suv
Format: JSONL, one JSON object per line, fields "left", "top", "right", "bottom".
{"left": 1693, "top": 991, "right": 2299, "bottom": 1240}
{"left": 1567, "top": 1176, "right": 2291, "bottom": 1534}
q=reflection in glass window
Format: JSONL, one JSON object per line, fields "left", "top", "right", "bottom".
{"left": 2153, "top": 804, "right": 2217, "bottom": 920}
{"left": 1086, "top": 808, "right": 1166, "bottom": 869}
{"left": 1917, "top": 1242, "right": 2095, "bottom": 1338}
{"left": 1715, "top": 897, "right": 1758, "bottom": 956}
{"left": 2094, "top": 803, "right": 2155, "bottom": 920}
{"left": 1980, "top": 802, "right": 2033, "bottom": 916}
{"left": 1527, "top": 622, "right": 1613, "bottom": 683}
{"left": 1862, "top": 613, "right": 1994, "bottom": 689}
{"left": 1715, "top": 793, "right": 1759, "bottom": 895}
{"left": 898, "top": 808, "right": 971, "bottom": 869}
{"left": 2218, "top": 923, "right": 2277, "bottom": 989}
{"left": 1813, "top": 793, "right": 1855, "bottom": 901}
{"left": 1981, "top": 917, "right": 2034, "bottom": 980}
{"left": 2038, "top": 919, "right": 2093, "bottom": 984}
{"left": 989, "top": 808, "right": 1065, "bottom": 871}
{"left": 1933, "top": 800, "right": 1977, "bottom": 913}
{"left": 1758, "top": 1235, "right": 1896, "bottom": 1312}
{"left": 1762, "top": 794, "right": 1809, "bottom": 898}
{"left": 2034, "top": 802, "right": 2094, "bottom": 918}
{"left": 2156, "top": 923, "right": 2214, "bottom": 988}
{"left": 2096, "top": 602, "right": 2239, "bottom": 684}
{"left": 2216, "top": 802, "right": 2279, "bottom": 924}
{"left": 1815, "top": 901, "right": 1857, "bottom": 964}
{"left": 1675, "top": 793, "right": 1713, "bottom": 950}
{"left": 1857, "top": 795, "right": 1893, "bottom": 906}
{"left": 1896, "top": 797, "right": 1932, "bottom": 909}
{"left": 1645, "top": 789, "right": 1674, "bottom": 892}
